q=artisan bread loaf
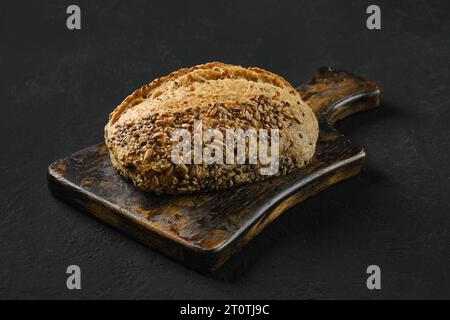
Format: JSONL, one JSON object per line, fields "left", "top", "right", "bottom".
{"left": 105, "top": 62, "right": 318, "bottom": 194}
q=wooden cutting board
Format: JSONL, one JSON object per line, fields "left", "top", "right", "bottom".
{"left": 48, "top": 68, "right": 380, "bottom": 272}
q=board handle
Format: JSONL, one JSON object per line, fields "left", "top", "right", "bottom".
{"left": 297, "top": 67, "right": 380, "bottom": 124}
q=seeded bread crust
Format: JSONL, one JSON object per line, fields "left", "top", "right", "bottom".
{"left": 105, "top": 62, "right": 319, "bottom": 194}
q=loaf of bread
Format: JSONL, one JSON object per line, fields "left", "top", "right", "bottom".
{"left": 105, "top": 62, "right": 318, "bottom": 194}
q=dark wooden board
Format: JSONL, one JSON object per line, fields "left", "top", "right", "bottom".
{"left": 48, "top": 68, "right": 380, "bottom": 272}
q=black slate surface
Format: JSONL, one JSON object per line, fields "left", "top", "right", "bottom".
{"left": 1, "top": 0, "right": 449, "bottom": 299}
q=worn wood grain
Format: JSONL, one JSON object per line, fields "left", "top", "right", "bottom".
{"left": 48, "top": 68, "right": 380, "bottom": 272}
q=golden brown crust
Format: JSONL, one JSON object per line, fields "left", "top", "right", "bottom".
{"left": 108, "top": 62, "right": 296, "bottom": 124}
{"left": 105, "top": 62, "right": 318, "bottom": 194}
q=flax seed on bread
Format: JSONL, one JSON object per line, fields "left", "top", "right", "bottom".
{"left": 104, "top": 62, "right": 319, "bottom": 194}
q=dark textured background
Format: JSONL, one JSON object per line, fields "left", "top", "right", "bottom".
{"left": 1, "top": 0, "right": 449, "bottom": 299}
